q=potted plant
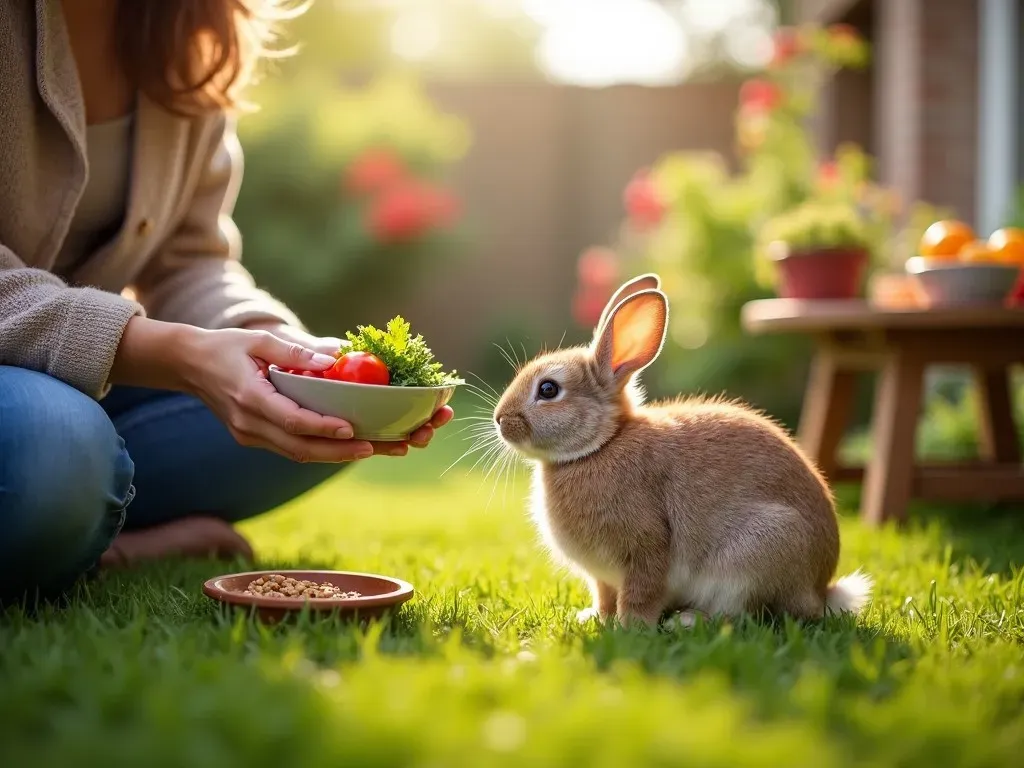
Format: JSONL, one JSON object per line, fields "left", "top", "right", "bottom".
{"left": 755, "top": 201, "right": 872, "bottom": 299}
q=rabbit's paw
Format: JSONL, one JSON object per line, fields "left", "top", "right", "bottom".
{"left": 663, "top": 610, "right": 703, "bottom": 631}
{"left": 576, "top": 607, "right": 603, "bottom": 624}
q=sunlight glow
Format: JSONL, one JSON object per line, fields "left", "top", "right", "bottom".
{"left": 390, "top": 10, "right": 442, "bottom": 62}
{"left": 358, "top": 0, "right": 779, "bottom": 81}
{"left": 677, "top": 0, "right": 775, "bottom": 33}
{"left": 479, "top": 0, "right": 523, "bottom": 19}
{"left": 723, "top": 21, "right": 773, "bottom": 69}
{"left": 535, "top": 0, "right": 689, "bottom": 87}
{"left": 520, "top": 0, "right": 567, "bottom": 27}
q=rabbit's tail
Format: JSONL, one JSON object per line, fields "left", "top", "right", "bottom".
{"left": 825, "top": 569, "right": 873, "bottom": 615}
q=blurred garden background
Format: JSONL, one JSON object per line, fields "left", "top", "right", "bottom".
{"left": 235, "top": 0, "right": 1024, "bottom": 457}
{"left": 8, "top": 2, "right": 1024, "bottom": 766}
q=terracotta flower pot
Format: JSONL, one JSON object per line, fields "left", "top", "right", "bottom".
{"left": 770, "top": 243, "right": 869, "bottom": 300}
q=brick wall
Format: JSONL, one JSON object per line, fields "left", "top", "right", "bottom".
{"left": 806, "top": 0, "right": 981, "bottom": 225}
{"left": 794, "top": 0, "right": 860, "bottom": 22}
{"left": 875, "top": 0, "right": 923, "bottom": 217}
{"left": 809, "top": 1, "right": 875, "bottom": 163}
{"left": 918, "top": 0, "right": 979, "bottom": 224}
{"left": 395, "top": 81, "right": 742, "bottom": 369}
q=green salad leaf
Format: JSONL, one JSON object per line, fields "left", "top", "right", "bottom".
{"left": 342, "top": 316, "right": 463, "bottom": 388}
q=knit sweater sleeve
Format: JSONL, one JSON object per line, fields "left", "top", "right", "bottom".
{"left": 131, "top": 113, "right": 304, "bottom": 332}
{"left": 0, "top": 244, "right": 143, "bottom": 399}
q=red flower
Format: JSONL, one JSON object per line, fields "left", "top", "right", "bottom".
{"left": 739, "top": 78, "right": 782, "bottom": 112}
{"left": 818, "top": 161, "right": 840, "bottom": 187}
{"left": 578, "top": 247, "right": 618, "bottom": 289}
{"left": 623, "top": 169, "right": 667, "bottom": 228}
{"left": 344, "top": 147, "right": 406, "bottom": 196}
{"left": 418, "top": 183, "right": 460, "bottom": 227}
{"left": 770, "top": 28, "right": 800, "bottom": 67}
{"left": 366, "top": 181, "right": 459, "bottom": 243}
{"left": 572, "top": 288, "right": 611, "bottom": 328}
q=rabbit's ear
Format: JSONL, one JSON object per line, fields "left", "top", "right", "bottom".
{"left": 593, "top": 289, "right": 668, "bottom": 385}
{"left": 595, "top": 274, "right": 661, "bottom": 335}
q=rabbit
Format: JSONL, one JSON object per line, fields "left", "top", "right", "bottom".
{"left": 493, "top": 273, "right": 872, "bottom": 628}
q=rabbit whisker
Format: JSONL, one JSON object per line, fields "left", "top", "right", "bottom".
{"left": 452, "top": 415, "right": 497, "bottom": 426}
{"left": 494, "top": 342, "right": 519, "bottom": 374}
{"left": 482, "top": 442, "right": 509, "bottom": 481}
{"left": 468, "top": 444, "right": 505, "bottom": 487}
{"left": 462, "top": 382, "right": 498, "bottom": 405}
{"left": 485, "top": 445, "right": 516, "bottom": 512}
{"left": 449, "top": 423, "right": 495, "bottom": 440}
{"left": 505, "top": 337, "right": 522, "bottom": 369}
{"left": 465, "top": 370, "right": 501, "bottom": 399}
{"left": 502, "top": 446, "right": 517, "bottom": 509}
{"left": 468, "top": 440, "right": 504, "bottom": 476}
{"left": 441, "top": 432, "right": 500, "bottom": 477}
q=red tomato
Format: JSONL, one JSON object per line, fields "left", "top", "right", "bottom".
{"left": 325, "top": 352, "right": 390, "bottom": 386}
{"left": 301, "top": 370, "right": 324, "bottom": 378}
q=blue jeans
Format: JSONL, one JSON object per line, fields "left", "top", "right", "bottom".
{"left": 0, "top": 366, "right": 341, "bottom": 605}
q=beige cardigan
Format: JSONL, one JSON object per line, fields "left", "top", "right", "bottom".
{"left": 0, "top": 1, "right": 303, "bottom": 399}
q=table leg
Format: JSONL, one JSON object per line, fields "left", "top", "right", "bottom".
{"left": 797, "top": 351, "right": 857, "bottom": 482}
{"left": 862, "top": 352, "right": 925, "bottom": 526}
{"left": 974, "top": 367, "right": 1021, "bottom": 464}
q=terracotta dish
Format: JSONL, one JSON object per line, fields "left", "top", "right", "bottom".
{"left": 202, "top": 569, "right": 414, "bottom": 624}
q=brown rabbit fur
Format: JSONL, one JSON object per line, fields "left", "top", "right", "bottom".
{"left": 494, "top": 274, "right": 872, "bottom": 628}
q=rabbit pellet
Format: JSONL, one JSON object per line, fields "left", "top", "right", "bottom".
{"left": 242, "top": 574, "right": 361, "bottom": 600}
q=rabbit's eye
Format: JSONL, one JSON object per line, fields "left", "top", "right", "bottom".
{"left": 538, "top": 380, "right": 560, "bottom": 400}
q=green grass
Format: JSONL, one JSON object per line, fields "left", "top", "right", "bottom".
{"left": 3, "top": 419, "right": 1024, "bottom": 767}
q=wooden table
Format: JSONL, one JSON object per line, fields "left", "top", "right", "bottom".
{"left": 741, "top": 299, "right": 1024, "bottom": 525}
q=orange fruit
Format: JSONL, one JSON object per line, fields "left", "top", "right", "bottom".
{"left": 919, "top": 220, "right": 975, "bottom": 259}
{"left": 986, "top": 227, "right": 1024, "bottom": 264}
{"left": 958, "top": 239, "right": 1001, "bottom": 263}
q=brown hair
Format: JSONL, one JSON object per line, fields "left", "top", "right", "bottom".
{"left": 114, "top": 0, "right": 308, "bottom": 116}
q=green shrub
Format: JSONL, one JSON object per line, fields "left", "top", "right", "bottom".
{"left": 234, "top": 72, "right": 472, "bottom": 335}
{"left": 573, "top": 24, "right": 946, "bottom": 428}
{"left": 842, "top": 371, "right": 1024, "bottom": 465}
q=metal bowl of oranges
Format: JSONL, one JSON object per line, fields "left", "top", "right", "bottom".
{"left": 906, "top": 222, "right": 1024, "bottom": 307}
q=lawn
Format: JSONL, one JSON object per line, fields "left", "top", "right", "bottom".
{"left": 3, "top": 401, "right": 1024, "bottom": 768}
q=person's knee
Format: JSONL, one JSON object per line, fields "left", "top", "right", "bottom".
{"left": 0, "top": 367, "right": 133, "bottom": 597}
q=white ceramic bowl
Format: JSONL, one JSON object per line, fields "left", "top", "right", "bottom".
{"left": 905, "top": 256, "right": 1020, "bottom": 307}
{"left": 268, "top": 367, "right": 457, "bottom": 441}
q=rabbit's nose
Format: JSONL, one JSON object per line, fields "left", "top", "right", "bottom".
{"left": 496, "top": 415, "right": 504, "bottom": 426}
{"left": 496, "top": 414, "right": 528, "bottom": 445}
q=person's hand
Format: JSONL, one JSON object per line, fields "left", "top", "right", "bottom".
{"left": 244, "top": 322, "right": 455, "bottom": 451}
{"left": 405, "top": 405, "right": 455, "bottom": 450}
{"left": 244, "top": 321, "right": 347, "bottom": 358}
{"left": 113, "top": 318, "right": 453, "bottom": 461}
{"left": 179, "top": 326, "right": 393, "bottom": 462}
